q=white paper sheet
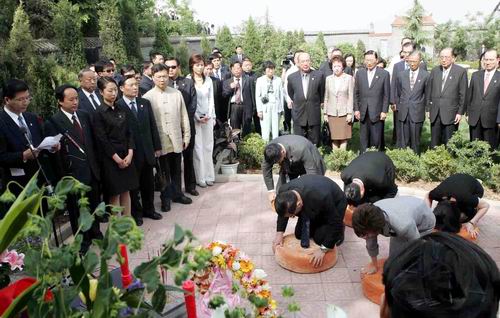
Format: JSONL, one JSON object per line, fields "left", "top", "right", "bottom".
{"left": 36, "top": 134, "right": 62, "bottom": 150}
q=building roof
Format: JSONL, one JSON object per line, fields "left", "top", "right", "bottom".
{"left": 369, "top": 32, "right": 392, "bottom": 37}
{"left": 391, "top": 15, "right": 436, "bottom": 27}
{"left": 33, "top": 39, "right": 59, "bottom": 54}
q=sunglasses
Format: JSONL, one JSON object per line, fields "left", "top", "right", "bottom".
{"left": 166, "top": 65, "right": 177, "bottom": 70}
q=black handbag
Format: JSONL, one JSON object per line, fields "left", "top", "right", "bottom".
{"left": 321, "top": 121, "right": 331, "bottom": 146}
{"left": 154, "top": 158, "right": 167, "bottom": 192}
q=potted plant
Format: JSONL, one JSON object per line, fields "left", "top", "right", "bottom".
{"left": 213, "top": 122, "right": 241, "bottom": 175}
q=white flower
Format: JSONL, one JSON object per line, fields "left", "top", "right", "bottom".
{"left": 262, "top": 283, "right": 270, "bottom": 290}
{"left": 232, "top": 261, "right": 241, "bottom": 271}
{"left": 253, "top": 269, "right": 267, "bottom": 280}
{"left": 212, "top": 246, "right": 223, "bottom": 256}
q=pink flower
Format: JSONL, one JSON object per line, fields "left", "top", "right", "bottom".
{"left": 0, "top": 250, "right": 25, "bottom": 271}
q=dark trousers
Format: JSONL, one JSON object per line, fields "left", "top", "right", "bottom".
{"left": 431, "top": 115, "right": 457, "bottom": 147}
{"left": 159, "top": 152, "right": 183, "bottom": 203}
{"left": 293, "top": 124, "right": 320, "bottom": 145}
{"left": 359, "top": 118, "right": 384, "bottom": 152}
{"left": 470, "top": 120, "right": 498, "bottom": 149}
{"left": 183, "top": 118, "right": 197, "bottom": 192}
{"left": 399, "top": 117, "right": 423, "bottom": 154}
{"left": 294, "top": 216, "right": 345, "bottom": 247}
{"left": 253, "top": 110, "right": 262, "bottom": 135}
{"left": 283, "top": 103, "right": 292, "bottom": 133}
{"left": 229, "top": 103, "right": 252, "bottom": 137}
{"left": 392, "top": 109, "right": 400, "bottom": 146}
{"left": 131, "top": 156, "right": 155, "bottom": 218}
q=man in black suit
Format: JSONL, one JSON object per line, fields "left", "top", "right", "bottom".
{"left": 204, "top": 61, "right": 225, "bottom": 124}
{"left": 354, "top": 50, "right": 391, "bottom": 152}
{"left": 211, "top": 53, "right": 231, "bottom": 81}
{"left": 262, "top": 135, "right": 326, "bottom": 203}
{"left": 287, "top": 52, "right": 325, "bottom": 145}
{"left": 242, "top": 57, "right": 260, "bottom": 135}
{"left": 392, "top": 51, "right": 429, "bottom": 153}
{"left": 273, "top": 175, "right": 346, "bottom": 268}
{"left": 341, "top": 151, "right": 398, "bottom": 206}
{"left": 466, "top": 49, "right": 500, "bottom": 149}
{"left": 44, "top": 84, "right": 102, "bottom": 251}
{"left": 222, "top": 61, "right": 256, "bottom": 137}
{"left": 139, "top": 61, "right": 154, "bottom": 97}
{"left": 77, "top": 68, "right": 102, "bottom": 115}
{"left": 427, "top": 48, "right": 468, "bottom": 147}
{"left": 165, "top": 57, "right": 199, "bottom": 197}
{"left": 117, "top": 76, "right": 163, "bottom": 225}
{"left": 230, "top": 45, "right": 246, "bottom": 64}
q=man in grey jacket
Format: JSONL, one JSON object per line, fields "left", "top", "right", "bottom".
{"left": 352, "top": 196, "right": 436, "bottom": 275}
{"left": 262, "top": 135, "right": 325, "bottom": 203}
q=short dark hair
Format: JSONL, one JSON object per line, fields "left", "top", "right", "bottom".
{"left": 142, "top": 61, "right": 152, "bottom": 74}
{"left": 3, "top": 79, "right": 29, "bottom": 99}
{"left": 165, "top": 56, "right": 180, "bottom": 66}
{"left": 330, "top": 55, "right": 346, "bottom": 68}
{"left": 377, "top": 57, "right": 387, "bottom": 68}
{"left": 400, "top": 37, "right": 413, "bottom": 45}
{"left": 242, "top": 57, "right": 252, "bottom": 63}
{"left": 274, "top": 190, "right": 298, "bottom": 217}
{"left": 94, "top": 61, "right": 105, "bottom": 73}
{"left": 352, "top": 203, "right": 386, "bottom": 237}
{"left": 235, "top": 45, "right": 242, "bottom": 49}
{"left": 264, "top": 143, "right": 282, "bottom": 164}
{"left": 55, "top": 84, "right": 78, "bottom": 102}
{"left": 149, "top": 51, "right": 163, "bottom": 62}
{"left": 293, "top": 50, "right": 304, "bottom": 59}
{"left": 383, "top": 232, "right": 500, "bottom": 317}
{"left": 208, "top": 54, "right": 220, "bottom": 61}
{"left": 402, "top": 41, "right": 415, "bottom": 51}
{"left": 120, "top": 64, "right": 136, "bottom": 76}
{"left": 97, "top": 76, "right": 117, "bottom": 91}
{"left": 262, "top": 60, "right": 275, "bottom": 70}
{"left": 433, "top": 200, "right": 461, "bottom": 233}
{"left": 345, "top": 183, "right": 362, "bottom": 205}
{"left": 119, "top": 74, "right": 137, "bottom": 87}
{"left": 151, "top": 63, "right": 169, "bottom": 75}
{"left": 230, "top": 61, "right": 242, "bottom": 69}
{"left": 364, "top": 50, "right": 379, "bottom": 59}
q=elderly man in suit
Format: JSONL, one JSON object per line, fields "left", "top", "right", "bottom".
{"left": 466, "top": 49, "right": 500, "bottom": 149}
{"left": 44, "top": 84, "right": 102, "bottom": 252}
{"left": 427, "top": 48, "right": 468, "bottom": 147}
{"left": 117, "top": 75, "right": 163, "bottom": 225}
{"left": 392, "top": 51, "right": 429, "bottom": 153}
{"left": 273, "top": 175, "right": 346, "bottom": 268}
{"left": 143, "top": 64, "right": 192, "bottom": 212}
{"left": 354, "top": 50, "right": 391, "bottom": 152}
{"left": 139, "top": 61, "right": 154, "bottom": 97}
{"left": 222, "top": 61, "right": 255, "bottom": 137}
{"left": 287, "top": 52, "right": 325, "bottom": 145}
{"left": 77, "top": 68, "right": 102, "bottom": 115}
{"left": 262, "top": 134, "right": 325, "bottom": 204}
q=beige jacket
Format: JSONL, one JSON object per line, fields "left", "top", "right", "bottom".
{"left": 324, "top": 73, "right": 354, "bottom": 117}
{"left": 143, "top": 86, "right": 190, "bottom": 154}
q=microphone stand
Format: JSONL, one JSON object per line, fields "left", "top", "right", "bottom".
{"left": 21, "top": 127, "right": 60, "bottom": 246}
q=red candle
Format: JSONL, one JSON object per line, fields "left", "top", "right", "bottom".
{"left": 119, "top": 244, "right": 133, "bottom": 288}
{"left": 182, "top": 280, "right": 197, "bottom": 318}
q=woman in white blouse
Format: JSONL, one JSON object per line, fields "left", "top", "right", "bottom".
{"left": 188, "top": 54, "right": 215, "bottom": 187}
{"left": 323, "top": 56, "right": 354, "bottom": 149}
{"left": 255, "top": 61, "right": 284, "bottom": 142}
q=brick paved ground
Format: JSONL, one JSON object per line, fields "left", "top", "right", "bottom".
{"left": 126, "top": 175, "right": 500, "bottom": 317}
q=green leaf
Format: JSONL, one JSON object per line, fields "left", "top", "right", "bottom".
{"left": 133, "top": 260, "right": 161, "bottom": 293}
{"left": 120, "top": 288, "right": 153, "bottom": 310}
{"left": 93, "top": 202, "right": 106, "bottom": 217}
{"left": 151, "top": 284, "right": 166, "bottom": 313}
{"left": 281, "top": 285, "right": 295, "bottom": 298}
{"left": 54, "top": 177, "right": 76, "bottom": 196}
{"left": 0, "top": 186, "right": 16, "bottom": 203}
{"left": 69, "top": 262, "right": 91, "bottom": 311}
{"left": 2, "top": 280, "right": 40, "bottom": 318}
{"left": 173, "top": 224, "right": 185, "bottom": 245}
{"left": 78, "top": 209, "right": 94, "bottom": 232}
{"left": 287, "top": 301, "right": 301, "bottom": 313}
{"left": 83, "top": 250, "right": 99, "bottom": 273}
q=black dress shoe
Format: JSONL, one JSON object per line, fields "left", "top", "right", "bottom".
{"left": 134, "top": 217, "right": 144, "bottom": 226}
{"left": 172, "top": 196, "right": 192, "bottom": 204}
{"left": 161, "top": 201, "right": 171, "bottom": 212}
{"left": 186, "top": 189, "right": 199, "bottom": 196}
{"left": 144, "top": 211, "right": 163, "bottom": 220}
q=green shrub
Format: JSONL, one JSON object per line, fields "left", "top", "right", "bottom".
{"left": 486, "top": 164, "right": 500, "bottom": 192}
{"left": 420, "top": 145, "right": 456, "bottom": 181}
{"left": 324, "top": 149, "right": 357, "bottom": 172}
{"left": 386, "top": 148, "right": 422, "bottom": 182}
{"left": 239, "top": 133, "right": 266, "bottom": 169}
{"left": 447, "top": 133, "right": 493, "bottom": 181}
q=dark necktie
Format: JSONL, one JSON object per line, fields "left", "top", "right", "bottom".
{"left": 72, "top": 114, "right": 85, "bottom": 144}
{"left": 235, "top": 78, "right": 241, "bottom": 103}
{"left": 89, "top": 93, "right": 99, "bottom": 110}
{"left": 18, "top": 115, "right": 32, "bottom": 143}
{"left": 130, "top": 100, "right": 138, "bottom": 118}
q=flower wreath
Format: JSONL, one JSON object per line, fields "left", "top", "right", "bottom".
{"left": 192, "top": 241, "right": 278, "bottom": 318}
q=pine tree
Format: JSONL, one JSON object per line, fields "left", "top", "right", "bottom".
{"left": 355, "top": 40, "right": 366, "bottom": 64}
{"left": 175, "top": 40, "right": 190, "bottom": 75}
{"left": 315, "top": 32, "right": 327, "bottom": 59}
{"left": 152, "top": 15, "right": 174, "bottom": 57}
{"left": 119, "top": 0, "right": 143, "bottom": 64}
{"left": 433, "top": 21, "right": 453, "bottom": 55}
{"left": 240, "top": 17, "right": 262, "bottom": 67}
{"left": 215, "top": 25, "right": 234, "bottom": 61}
{"left": 98, "top": 0, "right": 127, "bottom": 63}
{"left": 53, "top": 0, "right": 86, "bottom": 71}
{"left": 451, "top": 25, "right": 469, "bottom": 60}
{"left": 200, "top": 35, "right": 211, "bottom": 58}
{"left": 6, "top": 3, "right": 34, "bottom": 80}
{"left": 403, "top": 0, "right": 429, "bottom": 48}
{"left": 0, "top": 1, "right": 17, "bottom": 41}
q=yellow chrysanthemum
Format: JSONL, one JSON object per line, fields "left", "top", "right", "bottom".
{"left": 240, "top": 260, "right": 254, "bottom": 273}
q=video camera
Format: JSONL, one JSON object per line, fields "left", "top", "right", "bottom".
{"left": 281, "top": 51, "right": 295, "bottom": 68}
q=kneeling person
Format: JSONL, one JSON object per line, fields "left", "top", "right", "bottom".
{"left": 273, "top": 175, "right": 346, "bottom": 268}
{"left": 352, "top": 196, "right": 435, "bottom": 274}
{"left": 341, "top": 151, "right": 398, "bottom": 206}
{"left": 426, "top": 173, "right": 489, "bottom": 239}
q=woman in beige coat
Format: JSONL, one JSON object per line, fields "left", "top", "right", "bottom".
{"left": 323, "top": 56, "right": 354, "bottom": 149}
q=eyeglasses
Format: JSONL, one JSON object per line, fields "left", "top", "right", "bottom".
{"left": 12, "top": 96, "right": 32, "bottom": 102}
{"left": 154, "top": 75, "right": 168, "bottom": 79}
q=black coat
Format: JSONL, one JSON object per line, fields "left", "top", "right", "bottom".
{"left": 44, "top": 110, "right": 100, "bottom": 184}
{"left": 466, "top": 70, "right": 500, "bottom": 128}
{"left": 427, "top": 64, "right": 468, "bottom": 125}
{"left": 393, "top": 68, "right": 430, "bottom": 123}
{"left": 116, "top": 97, "right": 161, "bottom": 166}
{"left": 222, "top": 74, "right": 256, "bottom": 121}
{"left": 287, "top": 70, "right": 325, "bottom": 126}
{"left": 277, "top": 175, "right": 347, "bottom": 249}
{"left": 139, "top": 76, "right": 154, "bottom": 97}
{"left": 77, "top": 88, "right": 102, "bottom": 115}
{"left": 354, "top": 67, "right": 391, "bottom": 123}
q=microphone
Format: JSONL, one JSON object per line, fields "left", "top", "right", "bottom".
{"left": 19, "top": 126, "right": 36, "bottom": 151}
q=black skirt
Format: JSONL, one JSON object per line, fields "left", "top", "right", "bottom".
{"left": 101, "top": 151, "right": 139, "bottom": 196}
